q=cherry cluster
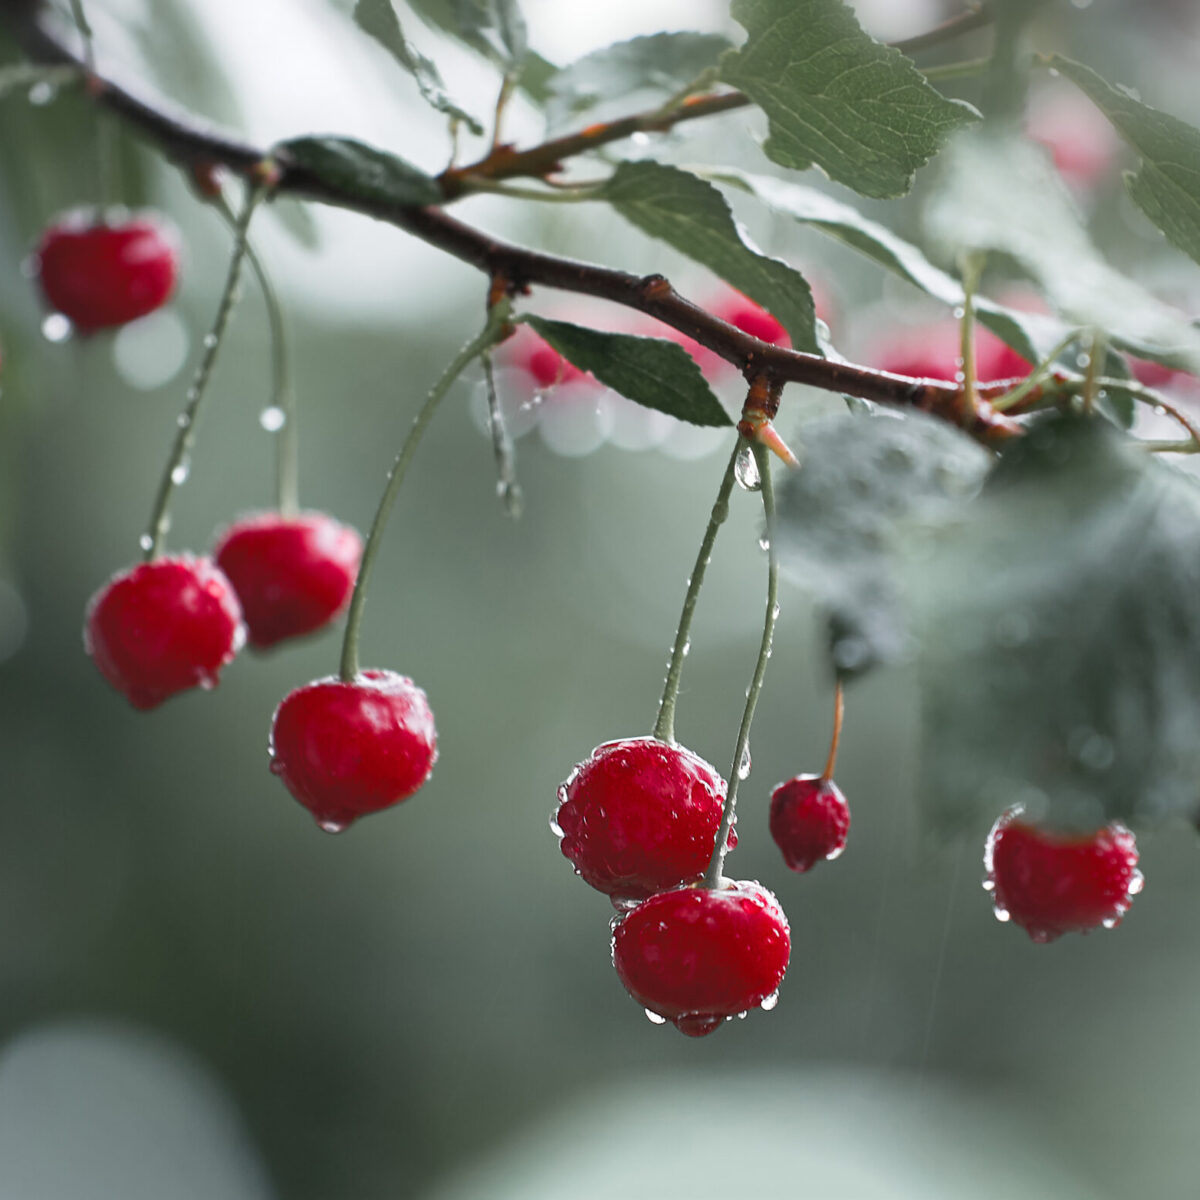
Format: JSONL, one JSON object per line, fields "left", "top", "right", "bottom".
{"left": 35, "top": 202, "right": 1147, "bottom": 1045}
{"left": 41, "top": 210, "right": 438, "bottom": 834}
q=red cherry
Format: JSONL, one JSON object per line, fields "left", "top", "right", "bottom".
{"left": 712, "top": 294, "right": 790, "bottom": 347}
{"left": 873, "top": 323, "right": 1031, "bottom": 383}
{"left": 503, "top": 326, "right": 588, "bottom": 389}
{"left": 84, "top": 554, "right": 245, "bottom": 710}
{"left": 269, "top": 670, "right": 437, "bottom": 832}
{"left": 612, "top": 880, "right": 791, "bottom": 1036}
{"left": 984, "top": 809, "right": 1143, "bottom": 943}
{"left": 553, "top": 737, "right": 734, "bottom": 903}
{"left": 769, "top": 774, "right": 850, "bottom": 873}
{"left": 213, "top": 511, "right": 363, "bottom": 650}
{"left": 36, "top": 213, "right": 179, "bottom": 332}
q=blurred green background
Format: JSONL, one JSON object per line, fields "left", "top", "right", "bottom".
{"left": 2, "top": 1, "right": 1200, "bottom": 1197}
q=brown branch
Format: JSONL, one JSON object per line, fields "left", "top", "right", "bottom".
{"left": 440, "top": 4, "right": 992, "bottom": 197}
{"left": 0, "top": 0, "right": 1018, "bottom": 444}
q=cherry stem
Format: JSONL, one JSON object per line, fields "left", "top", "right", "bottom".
{"left": 142, "top": 181, "right": 264, "bottom": 561}
{"left": 481, "top": 350, "right": 523, "bottom": 519}
{"left": 66, "top": 0, "right": 113, "bottom": 216}
{"left": 230, "top": 203, "right": 299, "bottom": 516}
{"left": 821, "top": 681, "right": 845, "bottom": 784}
{"left": 704, "top": 439, "right": 780, "bottom": 889}
{"left": 652, "top": 438, "right": 741, "bottom": 745}
{"left": 958, "top": 251, "right": 983, "bottom": 424}
{"left": 338, "top": 302, "right": 513, "bottom": 683}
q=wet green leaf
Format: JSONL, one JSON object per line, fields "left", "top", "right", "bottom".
{"left": 279, "top": 136, "right": 442, "bottom": 208}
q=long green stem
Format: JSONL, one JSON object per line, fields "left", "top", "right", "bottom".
{"left": 338, "top": 306, "right": 511, "bottom": 682}
{"left": 216, "top": 195, "right": 299, "bottom": 516}
{"left": 66, "top": 0, "right": 112, "bottom": 212}
{"left": 482, "top": 349, "right": 522, "bottom": 519}
{"left": 704, "top": 440, "right": 780, "bottom": 889}
{"left": 142, "top": 183, "right": 263, "bottom": 560}
{"left": 652, "top": 438, "right": 741, "bottom": 744}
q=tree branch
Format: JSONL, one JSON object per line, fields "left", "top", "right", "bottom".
{"left": 0, "top": 0, "right": 1018, "bottom": 443}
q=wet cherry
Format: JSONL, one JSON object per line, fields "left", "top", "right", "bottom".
{"left": 36, "top": 212, "right": 179, "bottom": 332}
{"left": 612, "top": 879, "right": 791, "bottom": 1036}
{"left": 84, "top": 554, "right": 244, "bottom": 710}
{"left": 553, "top": 736, "right": 733, "bottom": 903}
{"left": 769, "top": 774, "right": 850, "bottom": 873}
{"left": 984, "top": 809, "right": 1143, "bottom": 943}
{"left": 269, "top": 670, "right": 437, "bottom": 832}
{"left": 213, "top": 511, "right": 363, "bottom": 650}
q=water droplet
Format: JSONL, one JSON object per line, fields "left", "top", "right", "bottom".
{"left": 952, "top": 306, "right": 965, "bottom": 320}
{"left": 981, "top": 879, "right": 995, "bottom": 892}
{"left": 758, "top": 535, "right": 770, "bottom": 552}
{"left": 138, "top": 534, "right": 154, "bottom": 553}
{"left": 992, "top": 905, "right": 1011, "bottom": 923}
{"left": 734, "top": 443, "right": 761, "bottom": 491}
{"left": 317, "top": 818, "right": 347, "bottom": 834}
{"left": 176, "top": 413, "right": 191, "bottom": 429}
{"left": 1127, "top": 869, "right": 1145, "bottom": 896}
{"left": 41, "top": 313, "right": 71, "bottom": 342}
{"left": 202, "top": 333, "right": 218, "bottom": 350}
{"left": 1101, "top": 916, "right": 1119, "bottom": 929}
{"left": 760, "top": 991, "right": 779, "bottom": 1011}
{"left": 28, "top": 80, "right": 55, "bottom": 105}
{"left": 170, "top": 458, "right": 190, "bottom": 485}
{"left": 259, "top": 405, "right": 286, "bottom": 432}
{"left": 825, "top": 845, "right": 845, "bottom": 862}
{"left": 681, "top": 640, "right": 690, "bottom": 657}
{"left": 737, "top": 744, "right": 752, "bottom": 780}
{"left": 1075, "top": 352, "right": 1091, "bottom": 369}
{"left": 548, "top": 814, "right": 563, "bottom": 839}
{"left": 644, "top": 1009, "right": 667, "bottom": 1025}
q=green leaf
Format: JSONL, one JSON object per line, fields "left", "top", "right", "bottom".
{"left": 910, "top": 414, "right": 1200, "bottom": 832}
{"left": 354, "top": 0, "right": 483, "bottom": 134}
{"left": 706, "top": 167, "right": 1072, "bottom": 366}
{"left": 543, "top": 33, "right": 731, "bottom": 130}
{"left": 446, "top": 0, "right": 528, "bottom": 69}
{"left": 1051, "top": 56, "right": 1200, "bottom": 268}
{"left": 598, "top": 162, "right": 818, "bottom": 354}
{"left": 278, "top": 136, "right": 442, "bottom": 207}
{"left": 718, "top": 0, "right": 979, "bottom": 198}
{"left": 928, "top": 130, "right": 1200, "bottom": 373}
{"left": 522, "top": 317, "right": 732, "bottom": 428}
{"left": 774, "top": 411, "right": 990, "bottom": 678}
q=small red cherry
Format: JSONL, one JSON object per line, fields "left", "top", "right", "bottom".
{"left": 213, "top": 511, "right": 363, "bottom": 650}
{"left": 553, "top": 737, "right": 734, "bottom": 903}
{"left": 612, "top": 879, "right": 791, "bottom": 1036}
{"left": 769, "top": 774, "right": 850, "bottom": 873}
{"left": 503, "top": 326, "right": 588, "bottom": 389}
{"left": 84, "top": 554, "right": 245, "bottom": 710}
{"left": 35, "top": 212, "right": 179, "bottom": 332}
{"left": 712, "top": 294, "right": 790, "bottom": 347}
{"left": 269, "top": 670, "right": 437, "bottom": 832}
{"left": 984, "top": 809, "right": 1143, "bottom": 943}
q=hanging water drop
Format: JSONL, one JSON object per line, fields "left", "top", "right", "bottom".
{"left": 734, "top": 443, "right": 761, "bottom": 491}
{"left": 138, "top": 533, "right": 154, "bottom": 553}
{"left": 170, "top": 457, "right": 190, "bottom": 485}
{"left": 644, "top": 1008, "right": 667, "bottom": 1025}
{"left": 176, "top": 413, "right": 191, "bottom": 429}
{"left": 317, "top": 818, "right": 348, "bottom": 834}
{"left": 737, "top": 743, "right": 752, "bottom": 780}
{"left": 41, "top": 313, "right": 71, "bottom": 342}
{"left": 992, "top": 905, "right": 1011, "bottom": 923}
{"left": 259, "top": 405, "right": 286, "bottom": 432}
{"left": 758, "top": 535, "right": 770, "bottom": 552}
{"left": 760, "top": 991, "right": 779, "bottom": 1011}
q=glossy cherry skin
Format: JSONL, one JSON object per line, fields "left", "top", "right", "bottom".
{"left": 769, "top": 774, "right": 850, "bottom": 873}
{"left": 985, "top": 809, "right": 1142, "bottom": 943}
{"left": 84, "top": 555, "right": 245, "bottom": 710}
{"left": 269, "top": 670, "right": 437, "bottom": 832}
{"left": 554, "top": 737, "right": 733, "bottom": 903}
{"left": 213, "top": 511, "right": 363, "bottom": 650}
{"left": 612, "top": 880, "right": 791, "bottom": 1037}
{"left": 36, "top": 213, "right": 179, "bottom": 332}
